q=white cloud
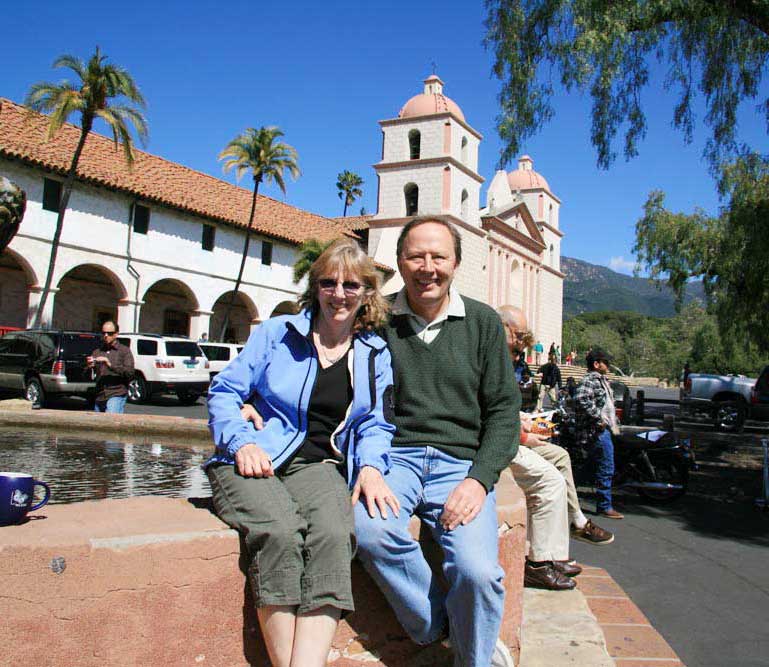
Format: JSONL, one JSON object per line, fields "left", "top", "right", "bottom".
{"left": 607, "top": 256, "right": 636, "bottom": 275}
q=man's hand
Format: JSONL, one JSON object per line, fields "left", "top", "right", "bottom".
{"left": 240, "top": 403, "right": 264, "bottom": 430}
{"left": 520, "top": 412, "right": 533, "bottom": 433}
{"left": 524, "top": 432, "right": 550, "bottom": 447}
{"left": 94, "top": 356, "right": 111, "bottom": 367}
{"left": 234, "top": 444, "right": 274, "bottom": 477}
{"left": 440, "top": 478, "right": 487, "bottom": 531}
{"left": 351, "top": 466, "right": 401, "bottom": 519}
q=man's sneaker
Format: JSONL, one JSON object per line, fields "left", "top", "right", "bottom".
{"left": 571, "top": 519, "right": 614, "bottom": 545}
{"left": 491, "top": 638, "right": 515, "bottom": 667}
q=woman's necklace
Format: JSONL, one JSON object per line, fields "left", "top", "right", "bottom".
{"left": 313, "top": 330, "right": 351, "bottom": 366}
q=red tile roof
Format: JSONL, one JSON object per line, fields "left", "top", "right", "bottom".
{"left": 332, "top": 214, "right": 373, "bottom": 231}
{"left": 0, "top": 98, "right": 350, "bottom": 245}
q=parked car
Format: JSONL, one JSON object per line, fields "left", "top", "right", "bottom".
{"left": 116, "top": 333, "right": 209, "bottom": 405}
{"left": 680, "top": 366, "right": 769, "bottom": 432}
{"left": 199, "top": 342, "right": 244, "bottom": 380}
{"left": 0, "top": 329, "right": 100, "bottom": 408}
{"left": 750, "top": 367, "right": 769, "bottom": 422}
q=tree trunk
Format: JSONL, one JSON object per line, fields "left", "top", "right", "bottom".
{"left": 342, "top": 196, "right": 348, "bottom": 217}
{"left": 219, "top": 180, "right": 259, "bottom": 342}
{"left": 33, "top": 120, "right": 92, "bottom": 329}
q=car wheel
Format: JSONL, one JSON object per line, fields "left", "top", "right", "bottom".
{"left": 176, "top": 389, "right": 200, "bottom": 406}
{"left": 713, "top": 400, "right": 746, "bottom": 433}
{"left": 25, "top": 377, "right": 46, "bottom": 409}
{"left": 128, "top": 374, "right": 148, "bottom": 404}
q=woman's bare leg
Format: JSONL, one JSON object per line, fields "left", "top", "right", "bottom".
{"left": 289, "top": 606, "right": 341, "bottom": 667}
{"left": 257, "top": 605, "right": 297, "bottom": 667}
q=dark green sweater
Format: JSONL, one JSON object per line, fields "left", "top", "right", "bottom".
{"left": 382, "top": 296, "right": 521, "bottom": 491}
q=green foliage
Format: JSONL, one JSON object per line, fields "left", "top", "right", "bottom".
{"left": 563, "top": 304, "right": 765, "bottom": 379}
{"left": 216, "top": 126, "right": 300, "bottom": 341}
{"left": 26, "top": 46, "right": 147, "bottom": 163}
{"left": 25, "top": 47, "right": 147, "bottom": 328}
{"left": 484, "top": 1, "right": 769, "bottom": 170}
{"left": 219, "top": 126, "right": 300, "bottom": 191}
{"left": 336, "top": 170, "right": 363, "bottom": 217}
{"left": 634, "top": 153, "right": 769, "bottom": 352}
{"left": 293, "top": 238, "right": 332, "bottom": 284}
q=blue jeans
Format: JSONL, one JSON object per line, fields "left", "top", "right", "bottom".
{"left": 590, "top": 429, "right": 615, "bottom": 512}
{"left": 354, "top": 447, "right": 505, "bottom": 667}
{"left": 94, "top": 395, "right": 128, "bottom": 414}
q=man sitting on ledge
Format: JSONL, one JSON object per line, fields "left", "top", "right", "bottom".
{"left": 354, "top": 218, "right": 518, "bottom": 667}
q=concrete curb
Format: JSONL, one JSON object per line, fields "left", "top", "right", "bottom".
{"left": 0, "top": 405, "right": 211, "bottom": 444}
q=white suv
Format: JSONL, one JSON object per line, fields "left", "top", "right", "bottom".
{"left": 199, "top": 342, "right": 244, "bottom": 380}
{"left": 116, "top": 333, "right": 210, "bottom": 405}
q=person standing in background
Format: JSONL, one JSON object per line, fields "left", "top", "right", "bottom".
{"left": 89, "top": 321, "right": 134, "bottom": 414}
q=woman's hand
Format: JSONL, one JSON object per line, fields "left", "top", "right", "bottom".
{"left": 520, "top": 412, "right": 533, "bottom": 433}
{"left": 351, "top": 466, "right": 401, "bottom": 519}
{"left": 240, "top": 403, "right": 264, "bottom": 430}
{"left": 234, "top": 444, "right": 273, "bottom": 477}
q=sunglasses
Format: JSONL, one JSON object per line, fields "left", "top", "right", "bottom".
{"left": 101, "top": 330, "right": 117, "bottom": 336}
{"left": 318, "top": 279, "right": 365, "bottom": 295}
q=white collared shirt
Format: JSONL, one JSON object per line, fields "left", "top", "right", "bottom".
{"left": 391, "top": 287, "right": 466, "bottom": 344}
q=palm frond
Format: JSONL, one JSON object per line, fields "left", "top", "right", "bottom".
{"left": 52, "top": 54, "right": 86, "bottom": 80}
{"left": 219, "top": 126, "right": 300, "bottom": 190}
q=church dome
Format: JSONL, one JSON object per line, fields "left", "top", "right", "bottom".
{"left": 507, "top": 155, "right": 550, "bottom": 192}
{"left": 398, "top": 75, "right": 466, "bottom": 122}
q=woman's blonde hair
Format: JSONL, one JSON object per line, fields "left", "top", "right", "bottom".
{"left": 298, "top": 238, "right": 389, "bottom": 331}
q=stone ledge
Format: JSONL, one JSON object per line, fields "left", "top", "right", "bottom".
{"left": 0, "top": 406, "right": 211, "bottom": 443}
{"left": 1, "top": 474, "right": 527, "bottom": 666}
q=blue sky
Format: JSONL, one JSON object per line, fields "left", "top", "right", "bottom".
{"left": 3, "top": 1, "right": 765, "bottom": 273}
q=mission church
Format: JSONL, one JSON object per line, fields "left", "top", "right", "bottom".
{"left": 0, "top": 75, "right": 563, "bottom": 347}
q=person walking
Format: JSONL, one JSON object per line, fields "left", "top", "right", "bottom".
{"left": 533, "top": 340, "right": 544, "bottom": 365}
{"left": 574, "top": 348, "right": 623, "bottom": 520}
{"left": 536, "top": 353, "right": 562, "bottom": 411}
{"left": 89, "top": 321, "right": 134, "bottom": 414}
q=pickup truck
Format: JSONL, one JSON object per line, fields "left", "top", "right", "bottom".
{"left": 680, "top": 365, "right": 769, "bottom": 432}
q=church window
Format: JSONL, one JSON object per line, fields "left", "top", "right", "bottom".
{"left": 261, "top": 240, "right": 273, "bottom": 266}
{"left": 460, "top": 189, "right": 469, "bottom": 219}
{"left": 404, "top": 183, "right": 419, "bottom": 216}
{"left": 132, "top": 204, "right": 150, "bottom": 234}
{"left": 548, "top": 203, "right": 553, "bottom": 225}
{"left": 202, "top": 224, "right": 216, "bottom": 251}
{"left": 408, "top": 130, "right": 421, "bottom": 160}
{"left": 461, "top": 136, "right": 468, "bottom": 164}
{"left": 42, "top": 178, "right": 62, "bottom": 212}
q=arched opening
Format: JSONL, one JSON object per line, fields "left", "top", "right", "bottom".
{"left": 460, "top": 189, "right": 469, "bottom": 219}
{"left": 53, "top": 264, "right": 127, "bottom": 331}
{"left": 408, "top": 129, "right": 421, "bottom": 160}
{"left": 0, "top": 250, "right": 36, "bottom": 329}
{"left": 139, "top": 279, "right": 198, "bottom": 336}
{"left": 404, "top": 183, "right": 419, "bottom": 216}
{"left": 211, "top": 291, "right": 259, "bottom": 343}
{"left": 461, "top": 136, "right": 468, "bottom": 164}
{"left": 270, "top": 300, "right": 300, "bottom": 318}
{"left": 549, "top": 244, "right": 555, "bottom": 265}
{"left": 548, "top": 203, "right": 553, "bottom": 225}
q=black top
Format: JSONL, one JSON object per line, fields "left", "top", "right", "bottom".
{"left": 296, "top": 350, "right": 352, "bottom": 462}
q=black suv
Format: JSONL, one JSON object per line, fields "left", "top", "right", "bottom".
{"left": 0, "top": 330, "right": 101, "bottom": 407}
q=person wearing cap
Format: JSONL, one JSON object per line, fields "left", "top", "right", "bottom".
{"left": 574, "top": 348, "right": 624, "bottom": 519}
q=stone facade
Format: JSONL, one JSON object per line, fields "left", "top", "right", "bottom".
{"left": 369, "top": 77, "right": 564, "bottom": 347}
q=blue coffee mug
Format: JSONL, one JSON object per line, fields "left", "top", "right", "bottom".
{"left": 0, "top": 472, "right": 51, "bottom": 526}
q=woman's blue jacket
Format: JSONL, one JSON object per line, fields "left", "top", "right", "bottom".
{"left": 206, "top": 309, "right": 395, "bottom": 483}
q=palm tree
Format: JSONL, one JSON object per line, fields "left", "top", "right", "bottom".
{"left": 219, "top": 126, "right": 300, "bottom": 341}
{"left": 336, "top": 170, "right": 363, "bottom": 217}
{"left": 25, "top": 47, "right": 147, "bottom": 328}
{"left": 293, "top": 238, "right": 332, "bottom": 284}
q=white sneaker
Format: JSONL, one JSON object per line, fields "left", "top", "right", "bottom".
{"left": 491, "top": 638, "right": 515, "bottom": 667}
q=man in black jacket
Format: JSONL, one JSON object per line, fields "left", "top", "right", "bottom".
{"left": 536, "top": 353, "right": 562, "bottom": 411}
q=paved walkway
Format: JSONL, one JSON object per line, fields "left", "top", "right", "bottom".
{"left": 521, "top": 564, "right": 684, "bottom": 666}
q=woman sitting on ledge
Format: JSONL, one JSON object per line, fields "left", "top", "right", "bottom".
{"left": 205, "top": 238, "right": 399, "bottom": 667}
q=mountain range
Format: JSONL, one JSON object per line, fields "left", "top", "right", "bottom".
{"left": 562, "top": 256, "right": 705, "bottom": 319}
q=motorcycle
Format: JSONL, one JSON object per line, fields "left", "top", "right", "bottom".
{"left": 543, "top": 393, "right": 697, "bottom": 503}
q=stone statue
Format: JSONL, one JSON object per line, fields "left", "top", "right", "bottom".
{"left": 0, "top": 176, "right": 26, "bottom": 253}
